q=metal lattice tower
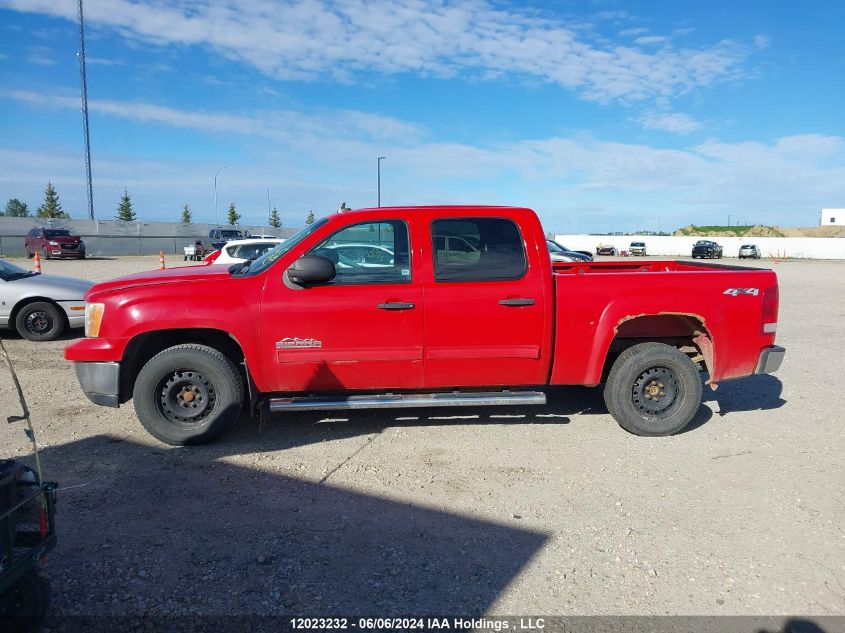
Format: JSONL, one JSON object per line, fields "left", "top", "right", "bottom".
{"left": 77, "top": 0, "right": 94, "bottom": 220}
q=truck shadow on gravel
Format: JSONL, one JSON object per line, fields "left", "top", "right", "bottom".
{"left": 701, "top": 373, "right": 786, "bottom": 417}
{"left": 35, "top": 435, "right": 549, "bottom": 621}
{"left": 223, "top": 375, "right": 786, "bottom": 446}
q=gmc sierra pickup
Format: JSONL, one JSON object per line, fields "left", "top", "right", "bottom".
{"left": 65, "top": 206, "right": 785, "bottom": 445}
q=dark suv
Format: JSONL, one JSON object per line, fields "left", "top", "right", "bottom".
{"left": 207, "top": 228, "right": 249, "bottom": 251}
{"left": 24, "top": 228, "right": 86, "bottom": 259}
{"left": 691, "top": 240, "right": 723, "bottom": 259}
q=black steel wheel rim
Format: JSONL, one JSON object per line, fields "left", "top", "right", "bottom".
{"left": 25, "top": 310, "right": 54, "bottom": 335}
{"left": 157, "top": 369, "right": 216, "bottom": 426}
{"left": 632, "top": 366, "right": 679, "bottom": 419}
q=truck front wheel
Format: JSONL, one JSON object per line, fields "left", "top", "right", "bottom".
{"left": 133, "top": 344, "right": 243, "bottom": 445}
{"left": 603, "top": 342, "right": 703, "bottom": 436}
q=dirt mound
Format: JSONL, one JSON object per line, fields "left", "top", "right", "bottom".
{"left": 674, "top": 224, "right": 843, "bottom": 238}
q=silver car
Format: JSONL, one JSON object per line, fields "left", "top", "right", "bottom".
{"left": 0, "top": 259, "right": 92, "bottom": 341}
{"left": 738, "top": 244, "right": 761, "bottom": 259}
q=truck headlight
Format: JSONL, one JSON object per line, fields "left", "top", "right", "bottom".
{"left": 85, "top": 303, "right": 105, "bottom": 337}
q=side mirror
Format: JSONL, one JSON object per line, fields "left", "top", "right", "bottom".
{"left": 287, "top": 255, "right": 336, "bottom": 286}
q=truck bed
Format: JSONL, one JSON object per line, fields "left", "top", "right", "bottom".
{"left": 549, "top": 259, "right": 779, "bottom": 386}
{"left": 551, "top": 259, "right": 756, "bottom": 275}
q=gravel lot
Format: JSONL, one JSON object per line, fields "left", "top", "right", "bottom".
{"left": 1, "top": 255, "right": 843, "bottom": 621}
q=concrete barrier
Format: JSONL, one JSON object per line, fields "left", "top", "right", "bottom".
{"left": 0, "top": 218, "right": 298, "bottom": 257}
{"left": 552, "top": 234, "right": 845, "bottom": 260}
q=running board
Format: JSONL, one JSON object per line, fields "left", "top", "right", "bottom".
{"left": 268, "top": 390, "right": 546, "bottom": 412}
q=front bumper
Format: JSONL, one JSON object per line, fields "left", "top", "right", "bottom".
{"left": 49, "top": 247, "right": 85, "bottom": 257}
{"left": 74, "top": 361, "right": 120, "bottom": 407}
{"left": 755, "top": 345, "right": 785, "bottom": 375}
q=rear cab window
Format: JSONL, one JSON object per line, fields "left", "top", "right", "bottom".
{"left": 431, "top": 218, "right": 526, "bottom": 282}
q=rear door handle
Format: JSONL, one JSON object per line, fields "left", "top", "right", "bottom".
{"left": 378, "top": 302, "right": 416, "bottom": 310}
{"left": 499, "top": 298, "right": 535, "bottom": 306}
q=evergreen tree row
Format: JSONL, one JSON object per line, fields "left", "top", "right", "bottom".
{"left": 2, "top": 183, "right": 318, "bottom": 226}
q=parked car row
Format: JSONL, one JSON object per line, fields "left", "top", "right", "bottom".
{"left": 589, "top": 239, "right": 764, "bottom": 260}
{"left": 17, "top": 226, "right": 284, "bottom": 262}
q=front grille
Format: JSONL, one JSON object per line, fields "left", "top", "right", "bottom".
{"left": 61, "top": 243, "right": 79, "bottom": 250}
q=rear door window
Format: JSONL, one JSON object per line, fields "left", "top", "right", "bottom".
{"left": 431, "top": 218, "right": 526, "bottom": 282}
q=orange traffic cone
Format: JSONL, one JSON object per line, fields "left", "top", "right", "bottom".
{"left": 34, "top": 251, "right": 42, "bottom": 274}
{"left": 159, "top": 250, "right": 166, "bottom": 270}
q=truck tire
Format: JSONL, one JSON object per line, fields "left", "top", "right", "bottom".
{"left": 15, "top": 301, "right": 65, "bottom": 342}
{"left": 0, "top": 569, "right": 51, "bottom": 633}
{"left": 603, "top": 342, "right": 702, "bottom": 436}
{"left": 133, "top": 344, "right": 243, "bottom": 445}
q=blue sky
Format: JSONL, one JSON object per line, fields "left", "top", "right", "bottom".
{"left": 0, "top": 0, "right": 843, "bottom": 232}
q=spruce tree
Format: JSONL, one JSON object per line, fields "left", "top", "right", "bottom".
{"left": 305, "top": 210, "right": 315, "bottom": 225}
{"left": 181, "top": 203, "right": 192, "bottom": 224}
{"left": 36, "top": 182, "right": 70, "bottom": 218}
{"left": 269, "top": 206, "right": 281, "bottom": 228}
{"left": 3, "top": 198, "right": 29, "bottom": 217}
{"left": 227, "top": 202, "right": 240, "bottom": 225}
{"left": 115, "top": 188, "right": 136, "bottom": 221}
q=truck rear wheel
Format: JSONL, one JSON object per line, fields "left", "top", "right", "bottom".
{"left": 133, "top": 344, "right": 243, "bottom": 445}
{"left": 603, "top": 342, "right": 702, "bottom": 436}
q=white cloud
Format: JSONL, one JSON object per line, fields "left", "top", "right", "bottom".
{"left": 2, "top": 89, "right": 422, "bottom": 143}
{"left": 1, "top": 91, "right": 842, "bottom": 229}
{"left": 86, "top": 57, "right": 124, "bottom": 66}
{"left": 633, "top": 35, "right": 669, "bottom": 46}
{"left": 0, "top": 0, "right": 760, "bottom": 104}
{"left": 25, "top": 45, "right": 56, "bottom": 66}
{"left": 638, "top": 111, "right": 703, "bottom": 134}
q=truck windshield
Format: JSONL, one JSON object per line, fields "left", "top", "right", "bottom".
{"left": 232, "top": 217, "right": 328, "bottom": 276}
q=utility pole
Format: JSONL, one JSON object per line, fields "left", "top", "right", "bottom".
{"left": 77, "top": 0, "right": 94, "bottom": 220}
{"left": 377, "top": 156, "right": 386, "bottom": 207}
{"left": 213, "top": 165, "right": 229, "bottom": 226}
{"left": 267, "top": 187, "right": 271, "bottom": 225}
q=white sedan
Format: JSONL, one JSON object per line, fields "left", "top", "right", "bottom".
{"left": 204, "top": 238, "right": 285, "bottom": 265}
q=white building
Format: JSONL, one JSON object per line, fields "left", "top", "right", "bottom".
{"left": 820, "top": 208, "right": 845, "bottom": 226}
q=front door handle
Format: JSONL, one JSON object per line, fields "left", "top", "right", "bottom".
{"left": 499, "top": 298, "right": 535, "bottom": 306}
{"left": 378, "top": 302, "right": 416, "bottom": 310}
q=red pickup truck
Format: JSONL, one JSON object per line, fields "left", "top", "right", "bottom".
{"left": 65, "top": 206, "right": 784, "bottom": 445}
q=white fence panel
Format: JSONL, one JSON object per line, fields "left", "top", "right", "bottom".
{"left": 552, "top": 235, "right": 845, "bottom": 260}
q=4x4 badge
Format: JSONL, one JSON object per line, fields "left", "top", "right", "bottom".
{"left": 723, "top": 288, "right": 759, "bottom": 296}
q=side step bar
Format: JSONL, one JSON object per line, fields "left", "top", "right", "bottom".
{"left": 269, "top": 390, "right": 546, "bottom": 412}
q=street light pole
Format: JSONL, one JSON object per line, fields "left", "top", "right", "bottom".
{"left": 377, "top": 156, "right": 386, "bottom": 207}
{"left": 213, "top": 165, "right": 230, "bottom": 226}
{"left": 579, "top": 215, "right": 589, "bottom": 234}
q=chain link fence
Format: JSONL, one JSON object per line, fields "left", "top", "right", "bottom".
{"left": 0, "top": 218, "right": 298, "bottom": 257}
